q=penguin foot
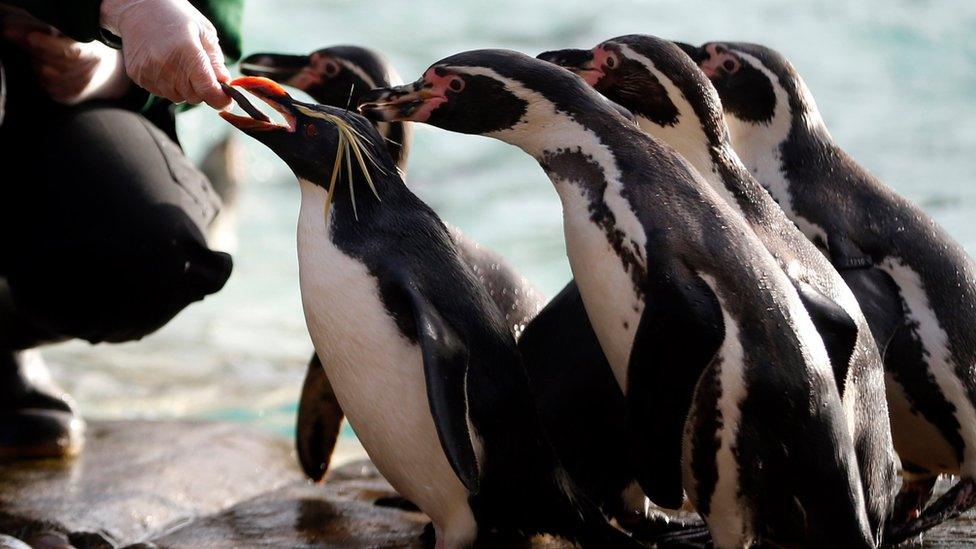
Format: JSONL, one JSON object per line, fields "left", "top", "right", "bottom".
{"left": 885, "top": 477, "right": 976, "bottom": 546}
{"left": 0, "top": 351, "right": 85, "bottom": 459}
{"left": 890, "top": 476, "right": 937, "bottom": 527}
{"left": 617, "top": 510, "right": 706, "bottom": 542}
{"left": 649, "top": 524, "right": 712, "bottom": 548}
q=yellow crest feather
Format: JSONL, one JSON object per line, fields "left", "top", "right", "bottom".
{"left": 293, "top": 104, "right": 385, "bottom": 224}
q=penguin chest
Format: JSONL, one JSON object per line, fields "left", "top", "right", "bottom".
{"left": 294, "top": 197, "right": 470, "bottom": 527}
{"left": 885, "top": 372, "right": 960, "bottom": 475}
{"left": 558, "top": 182, "right": 645, "bottom": 393}
{"left": 880, "top": 257, "right": 975, "bottom": 473}
{"left": 296, "top": 237, "right": 469, "bottom": 514}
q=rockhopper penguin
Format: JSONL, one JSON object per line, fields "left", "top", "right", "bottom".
{"left": 239, "top": 47, "right": 652, "bottom": 533}
{"left": 359, "top": 49, "right": 874, "bottom": 548}
{"left": 219, "top": 76, "right": 641, "bottom": 549}
{"left": 238, "top": 46, "right": 545, "bottom": 483}
{"left": 243, "top": 44, "right": 660, "bottom": 532}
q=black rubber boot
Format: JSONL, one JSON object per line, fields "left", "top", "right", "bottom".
{"left": 0, "top": 349, "right": 84, "bottom": 459}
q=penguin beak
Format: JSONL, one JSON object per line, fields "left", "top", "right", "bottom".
{"left": 537, "top": 48, "right": 602, "bottom": 83}
{"left": 358, "top": 80, "right": 445, "bottom": 123}
{"left": 219, "top": 76, "right": 298, "bottom": 133}
{"left": 240, "top": 53, "right": 311, "bottom": 81}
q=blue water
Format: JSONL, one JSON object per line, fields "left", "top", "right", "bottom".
{"left": 44, "top": 0, "right": 975, "bottom": 452}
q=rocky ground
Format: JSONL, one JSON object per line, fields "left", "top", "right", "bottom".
{"left": 0, "top": 420, "right": 971, "bottom": 548}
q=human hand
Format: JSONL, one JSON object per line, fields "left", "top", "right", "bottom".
{"left": 100, "top": 0, "right": 232, "bottom": 109}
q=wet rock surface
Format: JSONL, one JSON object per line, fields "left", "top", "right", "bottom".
{"left": 149, "top": 460, "right": 572, "bottom": 548}
{"left": 905, "top": 477, "right": 976, "bottom": 547}
{"left": 0, "top": 420, "right": 302, "bottom": 548}
{"left": 0, "top": 420, "right": 974, "bottom": 547}
{"left": 148, "top": 460, "right": 429, "bottom": 549}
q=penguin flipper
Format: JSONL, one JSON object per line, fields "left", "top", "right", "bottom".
{"left": 626, "top": 276, "right": 724, "bottom": 510}
{"left": 793, "top": 282, "right": 858, "bottom": 396}
{"left": 827, "top": 234, "right": 904, "bottom": 354}
{"left": 399, "top": 277, "right": 481, "bottom": 494}
{"left": 296, "top": 353, "right": 344, "bottom": 482}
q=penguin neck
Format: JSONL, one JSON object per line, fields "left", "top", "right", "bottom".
{"left": 636, "top": 114, "right": 776, "bottom": 225}
{"left": 490, "top": 99, "right": 645, "bottom": 199}
{"left": 605, "top": 49, "right": 769, "bottom": 222}
{"left": 725, "top": 66, "right": 833, "bottom": 186}
{"left": 376, "top": 65, "right": 412, "bottom": 177}
{"left": 296, "top": 163, "right": 401, "bottom": 239}
{"left": 376, "top": 120, "right": 411, "bottom": 176}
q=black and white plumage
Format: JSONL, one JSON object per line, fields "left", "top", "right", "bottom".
{"left": 359, "top": 50, "right": 875, "bottom": 547}
{"left": 684, "top": 41, "right": 976, "bottom": 543}
{"left": 241, "top": 45, "right": 412, "bottom": 172}
{"left": 239, "top": 46, "right": 544, "bottom": 482}
{"left": 219, "top": 77, "right": 639, "bottom": 549}
{"left": 539, "top": 34, "right": 899, "bottom": 543}
{"left": 240, "top": 46, "right": 652, "bottom": 532}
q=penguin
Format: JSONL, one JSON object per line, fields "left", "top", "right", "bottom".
{"left": 680, "top": 40, "right": 976, "bottom": 543}
{"left": 240, "top": 46, "right": 411, "bottom": 173}
{"left": 242, "top": 45, "right": 688, "bottom": 533}
{"left": 359, "top": 49, "right": 875, "bottom": 547}
{"left": 218, "top": 76, "right": 641, "bottom": 549}
{"left": 238, "top": 46, "right": 545, "bottom": 482}
{"left": 538, "top": 34, "right": 899, "bottom": 543}
{"left": 238, "top": 48, "right": 656, "bottom": 529}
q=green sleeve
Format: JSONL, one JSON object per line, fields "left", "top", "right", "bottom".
{"left": 194, "top": 0, "right": 244, "bottom": 64}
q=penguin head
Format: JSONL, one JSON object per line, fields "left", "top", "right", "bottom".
{"left": 681, "top": 42, "right": 825, "bottom": 137}
{"left": 240, "top": 46, "right": 400, "bottom": 108}
{"left": 539, "top": 35, "right": 732, "bottom": 152}
{"left": 240, "top": 46, "right": 411, "bottom": 174}
{"left": 220, "top": 76, "right": 389, "bottom": 189}
{"left": 357, "top": 49, "right": 628, "bottom": 149}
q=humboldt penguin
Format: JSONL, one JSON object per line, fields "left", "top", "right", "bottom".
{"left": 682, "top": 40, "right": 976, "bottom": 543}
{"left": 219, "top": 76, "right": 640, "bottom": 548}
{"left": 539, "top": 34, "right": 898, "bottom": 543}
{"left": 360, "top": 49, "right": 873, "bottom": 547}
{"left": 238, "top": 46, "right": 545, "bottom": 482}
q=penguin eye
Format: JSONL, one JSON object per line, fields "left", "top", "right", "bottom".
{"left": 305, "top": 124, "right": 318, "bottom": 138}
{"left": 723, "top": 59, "right": 738, "bottom": 73}
{"left": 449, "top": 78, "right": 465, "bottom": 92}
{"left": 324, "top": 62, "right": 340, "bottom": 77}
{"left": 606, "top": 56, "right": 616, "bottom": 69}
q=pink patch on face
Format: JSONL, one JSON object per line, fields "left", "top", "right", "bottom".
{"left": 403, "top": 67, "right": 455, "bottom": 122}
{"left": 409, "top": 96, "right": 446, "bottom": 123}
{"left": 583, "top": 46, "right": 612, "bottom": 85}
{"left": 287, "top": 69, "right": 323, "bottom": 90}
{"left": 423, "top": 67, "right": 457, "bottom": 91}
{"left": 700, "top": 44, "right": 741, "bottom": 79}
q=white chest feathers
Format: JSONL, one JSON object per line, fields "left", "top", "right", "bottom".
{"left": 557, "top": 180, "right": 644, "bottom": 393}
{"left": 294, "top": 180, "right": 475, "bottom": 541}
